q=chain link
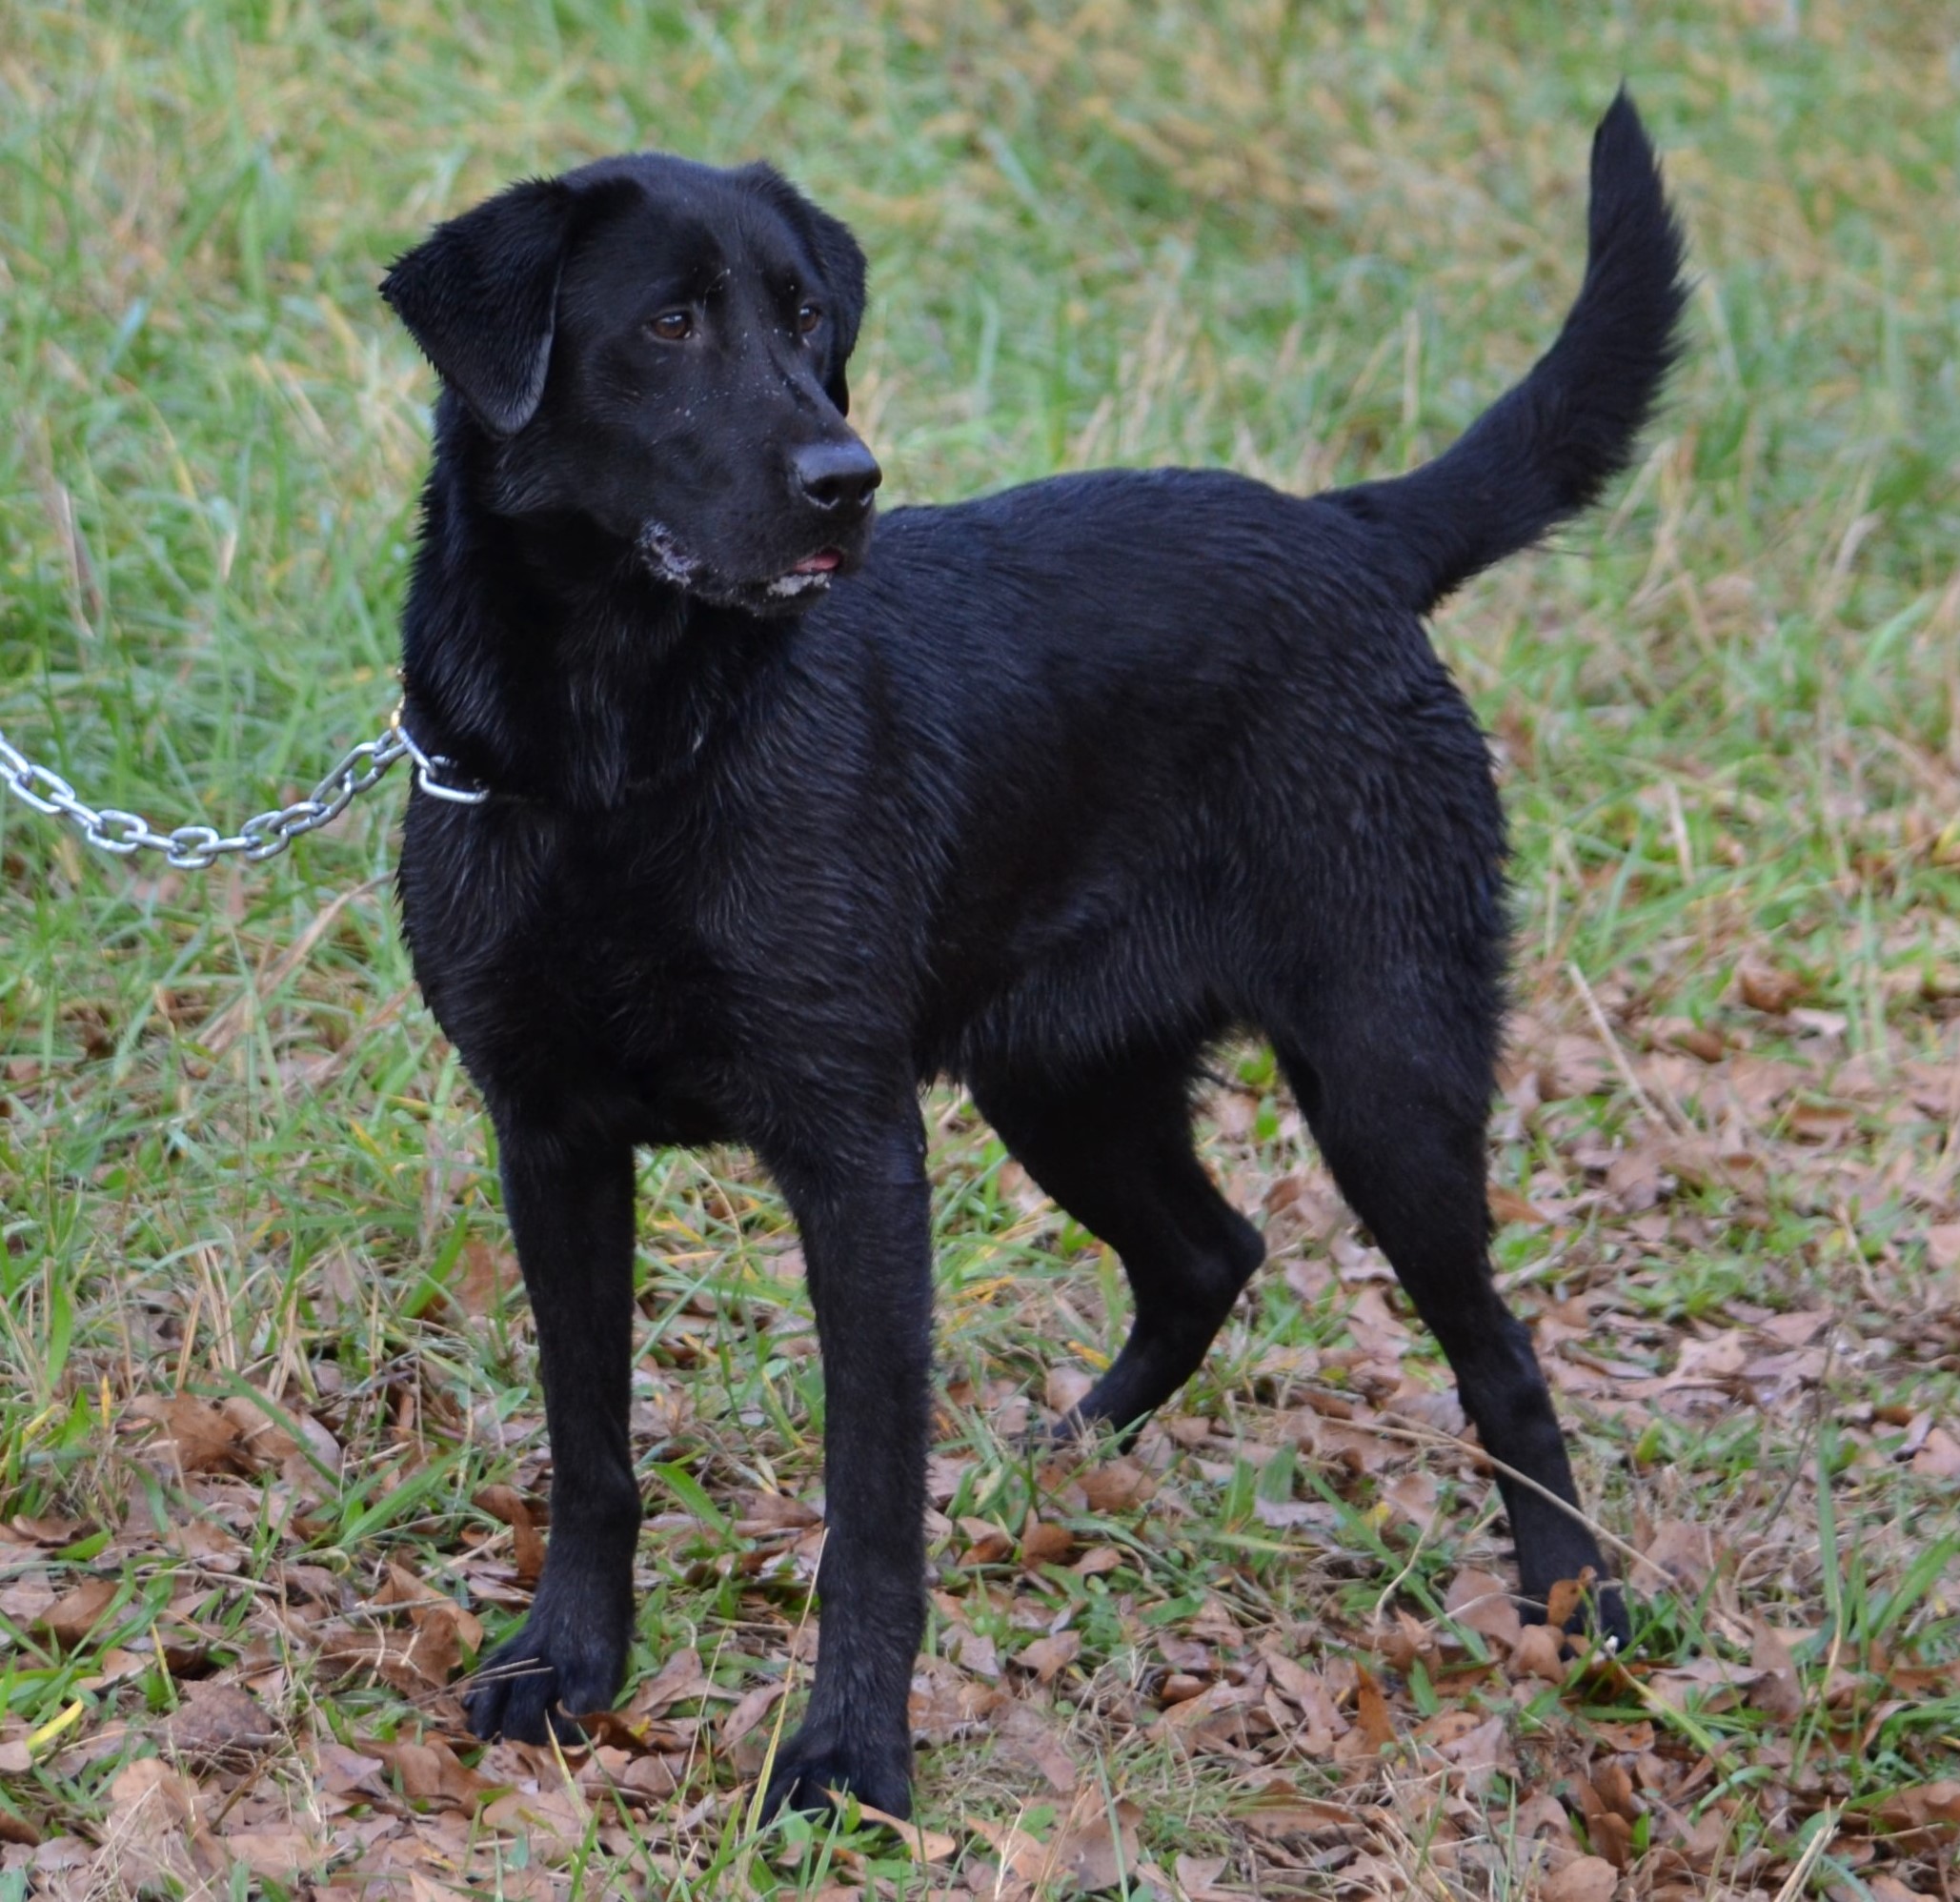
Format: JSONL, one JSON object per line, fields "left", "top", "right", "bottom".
{"left": 0, "top": 707, "right": 488, "bottom": 870}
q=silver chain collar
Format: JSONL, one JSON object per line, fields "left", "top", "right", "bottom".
{"left": 0, "top": 704, "right": 487, "bottom": 870}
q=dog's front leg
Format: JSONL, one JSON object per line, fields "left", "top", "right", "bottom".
{"left": 760, "top": 1111, "right": 933, "bottom": 1820}
{"left": 465, "top": 1121, "right": 641, "bottom": 1743}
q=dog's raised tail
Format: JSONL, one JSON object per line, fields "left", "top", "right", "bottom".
{"left": 1327, "top": 90, "right": 1688, "bottom": 615}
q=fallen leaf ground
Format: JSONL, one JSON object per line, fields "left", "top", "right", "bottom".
{"left": 3, "top": 2, "right": 1958, "bottom": 1897}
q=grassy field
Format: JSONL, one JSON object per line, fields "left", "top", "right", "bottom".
{"left": 3, "top": 1, "right": 1959, "bottom": 1895}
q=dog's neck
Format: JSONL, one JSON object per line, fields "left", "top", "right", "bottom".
{"left": 399, "top": 420, "right": 779, "bottom": 812}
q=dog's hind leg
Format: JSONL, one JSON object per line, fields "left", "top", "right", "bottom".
{"left": 972, "top": 1061, "right": 1264, "bottom": 1437}
{"left": 1272, "top": 1009, "right": 1629, "bottom": 1645}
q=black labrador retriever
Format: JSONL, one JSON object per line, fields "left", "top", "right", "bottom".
{"left": 381, "top": 92, "right": 1685, "bottom": 1818}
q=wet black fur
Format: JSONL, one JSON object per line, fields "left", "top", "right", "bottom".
{"left": 382, "top": 95, "right": 1687, "bottom": 1819}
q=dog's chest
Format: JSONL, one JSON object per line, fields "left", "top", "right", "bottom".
{"left": 401, "top": 799, "right": 750, "bottom": 1140}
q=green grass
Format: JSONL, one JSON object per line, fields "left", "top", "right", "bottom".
{"left": 4, "top": 1, "right": 1960, "bottom": 1896}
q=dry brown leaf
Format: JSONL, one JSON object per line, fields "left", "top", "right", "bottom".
{"left": 943, "top": 1620, "right": 1002, "bottom": 1680}
{"left": 851, "top": 1802, "right": 959, "bottom": 1860}
{"left": 219, "top": 1825, "right": 330, "bottom": 1884}
{"left": 1543, "top": 1854, "right": 1619, "bottom": 1902}
{"left": 451, "top": 1240, "right": 516, "bottom": 1317}
{"left": 319, "top": 1618, "right": 456, "bottom": 1697}
{"left": 1862, "top": 1878, "right": 1936, "bottom": 1902}
{"left": 374, "top": 1736, "right": 493, "bottom": 1809}
{"left": 733, "top": 1487, "right": 823, "bottom": 1532}
{"left": 405, "top": 1872, "right": 477, "bottom": 1902}
{"left": 997, "top": 1701, "right": 1078, "bottom": 1793}
{"left": 1645, "top": 1655, "right": 1761, "bottom": 1714}
{"left": 478, "top": 1784, "right": 584, "bottom": 1856}
{"left": 161, "top": 1681, "right": 280, "bottom": 1768}
{"left": 217, "top": 1388, "right": 342, "bottom": 1484}
{"left": 1173, "top": 1853, "right": 1242, "bottom": 1901}
{"left": 128, "top": 1394, "right": 255, "bottom": 1476}
{"left": 0, "top": 1577, "right": 56, "bottom": 1624}
{"left": 1514, "top": 1791, "right": 1578, "bottom": 1847}
{"left": 97, "top": 1758, "right": 225, "bottom": 1893}
{"left": 1539, "top": 1038, "right": 1609, "bottom": 1102}
{"left": 1737, "top": 958, "right": 1808, "bottom": 1014}
{"left": 1872, "top": 1780, "right": 1960, "bottom": 1833}
{"left": 1431, "top": 1711, "right": 1514, "bottom": 1796}
{"left": 1236, "top": 1778, "right": 1359, "bottom": 1837}
{"left": 1019, "top": 1520, "right": 1075, "bottom": 1568}
{"left": 368, "top": 1564, "right": 482, "bottom": 1688}
{"left": 1488, "top": 1183, "right": 1550, "bottom": 1226}
{"left": 611, "top": 1752, "right": 683, "bottom": 1803}
{"left": 1590, "top": 1758, "right": 1639, "bottom": 1822}
{"left": 631, "top": 1645, "right": 706, "bottom": 1715}
{"left": 909, "top": 1665, "right": 1007, "bottom": 1745}
{"left": 1649, "top": 1017, "right": 1728, "bottom": 1062}
{"left": 1641, "top": 1520, "right": 1716, "bottom": 1592}
{"left": 1152, "top": 1677, "right": 1259, "bottom": 1748}
{"left": 1017, "top": 1630, "right": 1081, "bottom": 1684}
{"left": 316, "top": 1741, "right": 388, "bottom": 1798}
{"left": 1510, "top": 1624, "right": 1567, "bottom": 1683}
{"left": 1050, "top": 1799, "right": 1142, "bottom": 1892}
{"left": 1746, "top": 1615, "right": 1803, "bottom": 1720}
{"left": 10, "top": 1515, "right": 84, "bottom": 1547}
{"left": 958, "top": 1517, "right": 1015, "bottom": 1565}
{"left": 1354, "top": 1667, "right": 1396, "bottom": 1752}
{"left": 1445, "top": 1568, "right": 1523, "bottom": 1648}
{"left": 1075, "top": 1458, "right": 1156, "bottom": 1513}
{"left": 1044, "top": 1365, "right": 1095, "bottom": 1415}
{"left": 1909, "top": 1426, "right": 1960, "bottom": 1478}
{"left": 1544, "top": 1575, "right": 1595, "bottom": 1629}
{"left": 720, "top": 1679, "right": 787, "bottom": 1750}
{"left": 1606, "top": 1145, "right": 1667, "bottom": 1212}
{"left": 474, "top": 1484, "right": 547, "bottom": 1584}
{"left": 33, "top": 1577, "right": 118, "bottom": 1649}
{"left": 964, "top": 1809, "right": 1053, "bottom": 1885}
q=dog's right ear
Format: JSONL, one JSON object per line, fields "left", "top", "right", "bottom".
{"left": 381, "top": 178, "right": 578, "bottom": 435}
{"left": 737, "top": 165, "right": 868, "bottom": 416}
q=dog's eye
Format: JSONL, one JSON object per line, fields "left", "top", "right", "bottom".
{"left": 796, "top": 302, "right": 822, "bottom": 336}
{"left": 648, "top": 311, "right": 694, "bottom": 342}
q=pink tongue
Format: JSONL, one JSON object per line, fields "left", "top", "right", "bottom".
{"left": 792, "top": 550, "right": 842, "bottom": 575}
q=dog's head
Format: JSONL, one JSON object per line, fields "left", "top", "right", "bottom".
{"left": 382, "top": 154, "right": 879, "bottom": 615}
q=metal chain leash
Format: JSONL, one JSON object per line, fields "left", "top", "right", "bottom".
{"left": 0, "top": 705, "right": 488, "bottom": 870}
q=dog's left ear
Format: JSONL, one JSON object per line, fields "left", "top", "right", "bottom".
{"left": 743, "top": 167, "right": 868, "bottom": 415}
{"left": 381, "top": 177, "right": 582, "bottom": 435}
{"left": 803, "top": 203, "right": 867, "bottom": 416}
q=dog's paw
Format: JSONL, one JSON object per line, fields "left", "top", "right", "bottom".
{"left": 1523, "top": 1575, "right": 1632, "bottom": 1653}
{"left": 463, "top": 1610, "right": 628, "bottom": 1744}
{"left": 1582, "top": 1583, "right": 1634, "bottom": 1653}
{"left": 759, "top": 1721, "right": 913, "bottom": 1822}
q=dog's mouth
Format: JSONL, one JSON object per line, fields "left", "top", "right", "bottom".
{"left": 766, "top": 548, "right": 845, "bottom": 598}
{"left": 637, "top": 521, "right": 863, "bottom": 614}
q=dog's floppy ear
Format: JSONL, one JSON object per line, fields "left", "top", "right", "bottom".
{"left": 802, "top": 201, "right": 868, "bottom": 416}
{"left": 381, "top": 177, "right": 579, "bottom": 435}
{"left": 742, "top": 166, "right": 868, "bottom": 415}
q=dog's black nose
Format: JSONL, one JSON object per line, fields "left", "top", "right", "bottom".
{"left": 791, "top": 438, "right": 882, "bottom": 514}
